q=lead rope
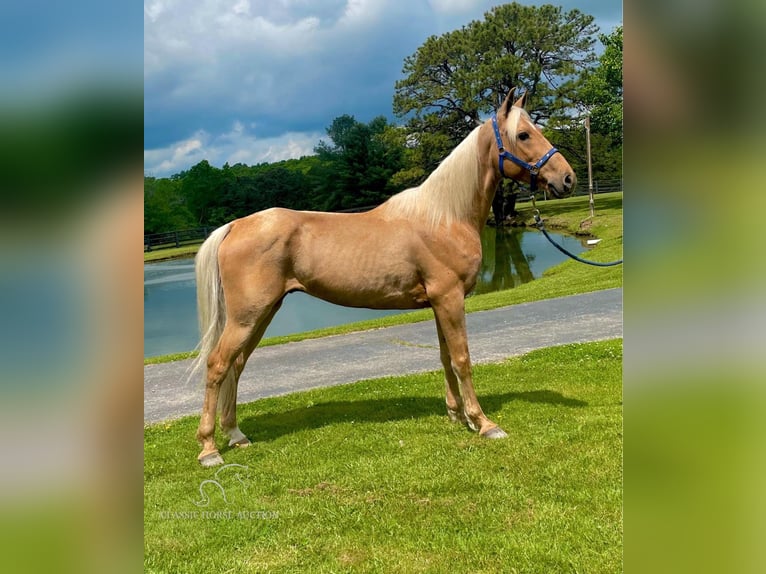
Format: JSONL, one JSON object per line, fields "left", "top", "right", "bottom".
{"left": 529, "top": 194, "right": 623, "bottom": 267}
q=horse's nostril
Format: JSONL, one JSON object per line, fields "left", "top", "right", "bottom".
{"left": 564, "top": 173, "right": 573, "bottom": 185}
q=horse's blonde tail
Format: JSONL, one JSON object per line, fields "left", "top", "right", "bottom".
{"left": 191, "top": 224, "right": 233, "bottom": 407}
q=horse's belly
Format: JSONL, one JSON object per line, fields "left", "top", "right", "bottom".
{"left": 293, "top": 248, "right": 429, "bottom": 310}
{"left": 299, "top": 267, "right": 429, "bottom": 310}
{"left": 286, "top": 213, "right": 433, "bottom": 309}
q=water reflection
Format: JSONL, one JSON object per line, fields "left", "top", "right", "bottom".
{"left": 144, "top": 227, "right": 586, "bottom": 357}
{"left": 473, "top": 227, "right": 585, "bottom": 295}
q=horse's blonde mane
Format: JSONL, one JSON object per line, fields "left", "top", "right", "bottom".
{"left": 381, "top": 126, "right": 482, "bottom": 227}
{"left": 504, "top": 106, "right": 526, "bottom": 145}
{"left": 380, "top": 108, "right": 533, "bottom": 227}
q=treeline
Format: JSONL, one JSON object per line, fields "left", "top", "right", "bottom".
{"left": 146, "top": 7, "right": 622, "bottom": 234}
{"left": 145, "top": 108, "right": 622, "bottom": 234}
{"left": 144, "top": 115, "right": 407, "bottom": 233}
{"left": 145, "top": 111, "right": 622, "bottom": 234}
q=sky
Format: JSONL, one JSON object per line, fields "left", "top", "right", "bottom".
{"left": 144, "top": 0, "right": 622, "bottom": 177}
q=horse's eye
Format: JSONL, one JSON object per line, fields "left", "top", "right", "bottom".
{"left": 518, "top": 132, "right": 530, "bottom": 141}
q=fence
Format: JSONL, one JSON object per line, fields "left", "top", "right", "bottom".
{"left": 517, "top": 179, "right": 622, "bottom": 202}
{"left": 575, "top": 179, "right": 622, "bottom": 194}
{"left": 144, "top": 227, "right": 213, "bottom": 251}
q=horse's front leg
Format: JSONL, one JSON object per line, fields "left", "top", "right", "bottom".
{"left": 431, "top": 289, "right": 507, "bottom": 439}
{"left": 435, "top": 318, "right": 468, "bottom": 426}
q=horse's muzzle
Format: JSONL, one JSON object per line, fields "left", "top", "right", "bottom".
{"left": 548, "top": 172, "right": 576, "bottom": 198}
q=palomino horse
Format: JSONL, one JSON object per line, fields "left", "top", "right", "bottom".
{"left": 193, "top": 88, "right": 575, "bottom": 466}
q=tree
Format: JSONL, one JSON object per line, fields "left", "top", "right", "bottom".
{"left": 144, "top": 176, "right": 194, "bottom": 234}
{"left": 393, "top": 3, "right": 599, "bottom": 217}
{"left": 546, "top": 26, "right": 623, "bottom": 183}
{"left": 394, "top": 2, "right": 599, "bottom": 160}
{"left": 178, "top": 160, "right": 232, "bottom": 225}
{"left": 580, "top": 26, "right": 622, "bottom": 143}
{"left": 314, "top": 115, "right": 404, "bottom": 210}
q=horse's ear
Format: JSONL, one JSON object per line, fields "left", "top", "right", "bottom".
{"left": 499, "top": 87, "right": 517, "bottom": 117}
{"left": 513, "top": 90, "right": 528, "bottom": 109}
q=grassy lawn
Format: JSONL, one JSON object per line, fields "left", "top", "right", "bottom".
{"left": 145, "top": 243, "right": 203, "bottom": 262}
{"left": 145, "top": 338, "right": 622, "bottom": 573}
{"left": 145, "top": 192, "right": 622, "bottom": 365}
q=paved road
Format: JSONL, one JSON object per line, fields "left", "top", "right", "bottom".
{"left": 144, "top": 288, "right": 622, "bottom": 423}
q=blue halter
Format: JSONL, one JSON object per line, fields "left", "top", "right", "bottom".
{"left": 491, "top": 114, "right": 559, "bottom": 192}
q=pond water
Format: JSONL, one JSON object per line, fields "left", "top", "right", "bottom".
{"left": 144, "top": 226, "right": 587, "bottom": 358}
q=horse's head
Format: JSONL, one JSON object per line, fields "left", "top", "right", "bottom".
{"left": 492, "top": 88, "right": 576, "bottom": 198}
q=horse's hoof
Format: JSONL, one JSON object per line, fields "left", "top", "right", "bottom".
{"left": 481, "top": 426, "right": 508, "bottom": 439}
{"left": 226, "top": 428, "right": 250, "bottom": 448}
{"left": 229, "top": 436, "right": 251, "bottom": 448}
{"left": 198, "top": 451, "right": 225, "bottom": 467}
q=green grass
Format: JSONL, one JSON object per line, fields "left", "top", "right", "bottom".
{"left": 145, "top": 351, "right": 199, "bottom": 365}
{"left": 144, "top": 339, "right": 622, "bottom": 573}
{"left": 145, "top": 193, "right": 622, "bottom": 364}
{"left": 145, "top": 243, "right": 203, "bottom": 262}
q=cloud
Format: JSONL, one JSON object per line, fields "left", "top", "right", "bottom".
{"left": 144, "top": 134, "right": 205, "bottom": 176}
{"left": 145, "top": 0, "right": 622, "bottom": 177}
{"left": 144, "top": 0, "right": 430, "bottom": 142}
{"left": 144, "top": 122, "right": 322, "bottom": 177}
{"left": 427, "top": 0, "right": 483, "bottom": 14}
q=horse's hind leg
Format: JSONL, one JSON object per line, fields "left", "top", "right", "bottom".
{"left": 197, "top": 299, "right": 283, "bottom": 467}
{"left": 218, "top": 300, "right": 283, "bottom": 449}
{"left": 218, "top": 350, "right": 254, "bottom": 448}
{"left": 196, "top": 322, "right": 254, "bottom": 466}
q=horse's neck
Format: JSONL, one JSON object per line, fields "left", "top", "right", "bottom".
{"left": 382, "top": 124, "right": 501, "bottom": 230}
{"left": 472, "top": 174, "right": 500, "bottom": 231}
{"left": 471, "top": 126, "right": 502, "bottom": 230}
